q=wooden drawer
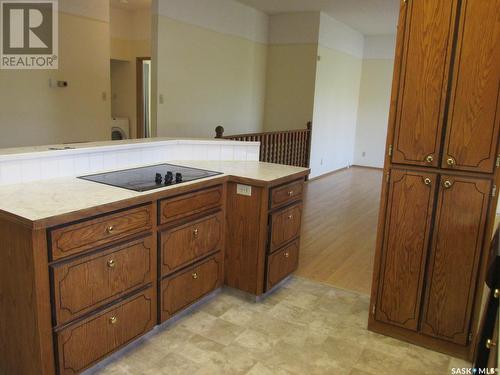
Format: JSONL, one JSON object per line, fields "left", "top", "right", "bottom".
{"left": 270, "top": 180, "right": 303, "bottom": 209}
{"left": 56, "top": 287, "right": 156, "bottom": 375}
{"left": 160, "top": 212, "right": 223, "bottom": 277}
{"left": 159, "top": 185, "right": 223, "bottom": 225}
{"left": 160, "top": 252, "right": 223, "bottom": 322}
{"left": 269, "top": 202, "right": 302, "bottom": 252}
{"left": 50, "top": 205, "right": 152, "bottom": 261}
{"left": 51, "top": 236, "right": 154, "bottom": 326}
{"left": 266, "top": 239, "right": 299, "bottom": 291}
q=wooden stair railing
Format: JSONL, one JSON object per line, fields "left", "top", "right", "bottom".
{"left": 215, "top": 122, "right": 312, "bottom": 168}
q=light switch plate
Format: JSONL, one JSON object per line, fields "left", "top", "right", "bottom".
{"left": 236, "top": 184, "right": 252, "bottom": 196}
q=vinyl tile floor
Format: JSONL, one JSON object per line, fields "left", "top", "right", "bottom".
{"left": 90, "top": 277, "right": 470, "bottom": 375}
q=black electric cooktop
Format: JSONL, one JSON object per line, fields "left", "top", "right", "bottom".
{"left": 79, "top": 163, "right": 222, "bottom": 192}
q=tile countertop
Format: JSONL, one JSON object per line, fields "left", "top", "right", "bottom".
{"left": 0, "top": 161, "right": 309, "bottom": 223}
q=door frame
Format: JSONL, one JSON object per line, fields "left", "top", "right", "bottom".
{"left": 136, "top": 56, "right": 151, "bottom": 139}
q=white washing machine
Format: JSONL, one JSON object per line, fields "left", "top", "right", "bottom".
{"left": 111, "top": 117, "right": 130, "bottom": 140}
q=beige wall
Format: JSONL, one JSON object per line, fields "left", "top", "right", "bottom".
{"left": 155, "top": 16, "right": 267, "bottom": 138}
{"left": 0, "top": 12, "right": 111, "bottom": 148}
{"left": 110, "top": 7, "right": 152, "bottom": 139}
{"left": 263, "top": 44, "right": 318, "bottom": 131}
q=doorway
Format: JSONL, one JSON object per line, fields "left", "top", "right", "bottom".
{"left": 137, "top": 57, "right": 152, "bottom": 139}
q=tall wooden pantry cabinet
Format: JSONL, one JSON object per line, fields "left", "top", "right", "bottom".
{"left": 369, "top": 0, "right": 500, "bottom": 360}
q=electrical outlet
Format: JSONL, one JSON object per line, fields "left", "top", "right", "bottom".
{"left": 236, "top": 184, "right": 252, "bottom": 196}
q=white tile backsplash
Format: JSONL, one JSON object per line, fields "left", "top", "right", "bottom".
{"left": 234, "top": 146, "right": 248, "bottom": 161}
{"left": 220, "top": 146, "right": 234, "bottom": 160}
{"left": 0, "top": 140, "right": 260, "bottom": 186}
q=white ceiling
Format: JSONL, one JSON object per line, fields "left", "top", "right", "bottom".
{"left": 234, "top": 0, "right": 399, "bottom": 35}
{"left": 110, "top": 0, "right": 151, "bottom": 11}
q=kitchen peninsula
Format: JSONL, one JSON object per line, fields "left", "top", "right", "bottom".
{"left": 0, "top": 138, "right": 309, "bottom": 375}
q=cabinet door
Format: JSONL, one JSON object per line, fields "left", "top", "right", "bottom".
{"left": 391, "top": 0, "right": 459, "bottom": 167}
{"left": 442, "top": 0, "right": 500, "bottom": 173}
{"left": 421, "top": 175, "right": 491, "bottom": 345}
{"left": 375, "top": 169, "right": 437, "bottom": 331}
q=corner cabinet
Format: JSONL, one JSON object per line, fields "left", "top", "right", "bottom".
{"left": 370, "top": 0, "right": 500, "bottom": 360}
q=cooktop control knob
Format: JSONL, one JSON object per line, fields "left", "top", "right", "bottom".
{"left": 165, "top": 171, "right": 173, "bottom": 185}
{"left": 155, "top": 173, "right": 162, "bottom": 184}
{"left": 175, "top": 172, "right": 183, "bottom": 183}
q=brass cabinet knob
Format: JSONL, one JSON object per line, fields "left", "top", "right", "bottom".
{"left": 425, "top": 154, "right": 434, "bottom": 163}
{"left": 424, "top": 178, "right": 432, "bottom": 186}
{"left": 284, "top": 252, "right": 290, "bottom": 258}
{"left": 107, "top": 259, "right": 116, "bottom": 269}
{"left": 109, "top": 316, "right": 118, "bottom": 325}
{"left": 106, "top": 225, "right": 114, "bottom": 234}
{"left": 443, "top": 180, "right": 453, "bottom": 189}
{"left": 192, "top": 272, "right": 198, "bottom": 280}
{"left": 288, "top": 214, "right": 293, "bottom": 220}
{"left": 288, "top": 190, "right": 294, "bottom": 196}
{"left": 446, "top": 157, "right": 456, "bottom": 167}
{"left": 486, "top": 338, "right": 497, "bottom": 349}
{"left": 193, "top": 228, "right": 199, "bottom": 237}
{"left": 494, "top": 289, "right": 499, "bottom": 299}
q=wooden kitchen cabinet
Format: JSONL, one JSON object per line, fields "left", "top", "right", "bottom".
{"left": 266, "top": 239, "right": 300, "bottom": 290}
{"left": 391, "top": 0, "right": 458, "bottom": 167}
{"left": 225, "top": 178, "right": 306, "bottom": 296}
{"left": 49, "top": 205, "right": 153, "bottom": 261}
{"left": 56, "top": 288, "right": 156, "bottom": 375}
{"left": 160, "top": 253, "right": 223, "bottom": 322}
{"left": 375, "top": 169, "right": 437, "bottom": 331}
{"left": 371, "top": 0, "right": 500, "bottom": 360}
{"left": 51, "top": 236, "right": 154, "bottom": 325}
{"left": 390, "top": 0, "right": 500, "bottom": 173}
{"left": 160, "top": 211, "right": 223, "bottom": 276}
{"left": 441, "top": 0, "right": 500, "bottom": 173}
{"left": 421, "top": 176, "right": 491, "bottom": 345}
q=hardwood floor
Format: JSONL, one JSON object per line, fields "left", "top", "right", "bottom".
{"left": 297, "top": 166, "right": 383, "bottom": 295}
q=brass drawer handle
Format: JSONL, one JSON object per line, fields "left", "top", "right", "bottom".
{"left": 109, "top": 316, "right": 118, "bottom": 325}
{"left": 107, "top": 259, "right": 116, "bottom": 269}
{"left": 424, "top": 178, "right": 432, "bottom": 186}
{"left": 425, "top": 154, "right": 434, "bottom": 164}
{"left": 494, "top": 289, "right": 499, "bottom": 299}
{"left": 193, "top": 228, "right": 199, "bottom": 237}
{"left": 288, "top": 190, "right": 294, "bottom": 196}
{"left": 284, "top": 252, "right": 290, "bottom": 258}
{"left": 106, "top": 225, "right": 114, "bottom": 234}
{"left": 446, "top": 157, "right": 456, "bottom": 167}
{"left": 192, "top": 272, "right": 198, "bottom": 280}
{"left": 486, "top": 338, "right": 497, "bottom": 349}
{"left": 443, "top": 180, "right": 453, "bottom": 189}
